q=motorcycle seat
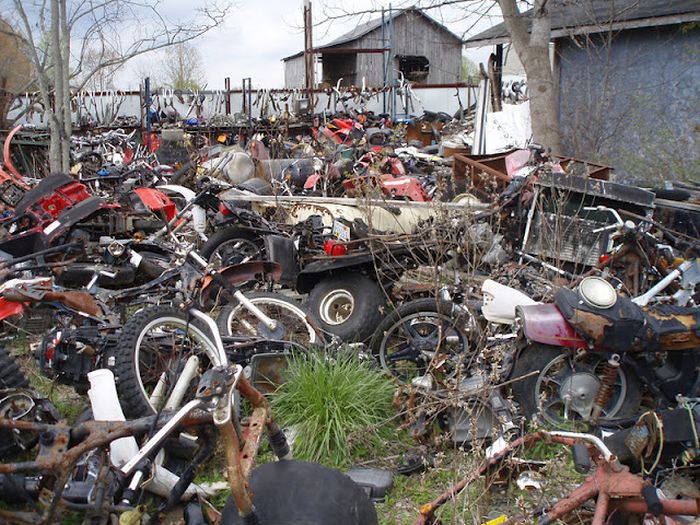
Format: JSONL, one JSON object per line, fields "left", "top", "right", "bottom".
{"left": 555, "top": 288, "right": 700, "bottom": 352}
{"left": 645, "top": 304, "right": 700, "bottom": 350}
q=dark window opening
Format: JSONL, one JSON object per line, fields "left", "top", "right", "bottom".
{"left": 397, "top": 55, "right": 429, "bottom": 82}
{"left": 321, "top": 53, "right": 357, "bottom": 87}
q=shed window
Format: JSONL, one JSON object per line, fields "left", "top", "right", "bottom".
{"left": 397, "top": 55, "right": 429, "bottom": 82}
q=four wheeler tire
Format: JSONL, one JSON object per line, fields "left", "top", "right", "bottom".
{"left": 307, "top": 273, "right": 385, "bottom": 342}
{"left": 370, "top": 298, "right": 479, "bottom": 383}
{"left": 220, "top": 460, "right": 378, "bottom": 525}
{"left": 113, "top": 306, "right": 222, "bottom": 418}
{"left": 199, "top": 227, "right": 264, "bottom": 269}
{"left": 510, "top": 344, "right": 642, "bottom": 429}
{"left": 0, "top": 345, "right": 29, "bottom": 389}
{"left": 217, "top": 291, "right": 321, "bottom": 346}
{"left": 0, "top": 345, "right": 54, "bottom": 460}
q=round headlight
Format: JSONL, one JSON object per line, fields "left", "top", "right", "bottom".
{"left": 578, "top": 276, "right": 617, "bottom": 309}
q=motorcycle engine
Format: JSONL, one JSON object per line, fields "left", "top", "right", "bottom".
{"left": 37, "top": 327, "right": 114, "bottom": 393}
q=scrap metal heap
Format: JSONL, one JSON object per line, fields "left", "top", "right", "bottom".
{"left": 0, "top": 100, "right": 698, "bottom": 524}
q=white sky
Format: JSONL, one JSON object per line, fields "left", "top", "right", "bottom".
{"left": 121, "top": 0, "right": 504, "bottom": 90}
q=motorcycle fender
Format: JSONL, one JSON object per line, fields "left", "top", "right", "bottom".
{"left": 518, "top": 303, "right": 588, "bottom": 348}
{"left": 0, "top": 298, "right": 25, "bottom": 320}
{"left": 134, "top": 188, "right": 177, "bottom": 222}
{"left": 201, "top": 261, "right": 283, "bottom": 293}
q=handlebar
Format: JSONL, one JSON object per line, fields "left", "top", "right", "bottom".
{"left": 584, "top": 206, "right": 627, "bottom": 234}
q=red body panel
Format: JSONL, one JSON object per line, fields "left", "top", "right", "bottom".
{"left": 0, "top": 298, "right": 25, "bottom": 321}
{"left": 519, "top": 303, "right": 588, "bottom": 348}
{"left": 133, "top": 188, "right": 176, "bottom": 221}
{"left": 380, "top": 175, "right": 431, "bottom": 202}
{"left": 40, "top": 182, "right": 92, "bottom": 219}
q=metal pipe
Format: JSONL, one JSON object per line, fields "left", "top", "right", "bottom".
{"left": 188, "top": 309, "right": 227, "bottom": 367}
{"left": 233, "top": 290, "right": 278, "bottom": 331}
{"left": 120, "top": 399, "right": 203, "bottom": 476}
{"left": 163, "top": 355, "right": 200, "bottom": 411}
{"left": 633, "top": 264, "right": 684, "bottom": 306}
{"left": 548, "top": 431, "right": 614, "bottom": 462}
{"left": 148, "top": 372, "right": 168, "bottom": 407}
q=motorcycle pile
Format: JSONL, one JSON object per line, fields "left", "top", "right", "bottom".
{"left": 0, "top": 114, "right": 699, "bottom": 525}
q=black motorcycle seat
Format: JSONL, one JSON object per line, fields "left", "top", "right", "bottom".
{"left": 555, "top": 288, "right": 700, "bottom": 351}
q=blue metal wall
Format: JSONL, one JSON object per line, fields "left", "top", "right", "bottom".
{"left": 558, "top": 25, "right": 699, "bottom": 183}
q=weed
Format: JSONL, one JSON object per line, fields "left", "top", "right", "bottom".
{"left": 270, "top": 350, "right": 396, "bottom": 468}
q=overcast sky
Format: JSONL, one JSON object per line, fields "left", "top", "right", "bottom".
{"left": 122, "top": 0, "right": 503, "bottom": 90}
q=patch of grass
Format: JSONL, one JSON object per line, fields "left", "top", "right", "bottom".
{"left": 270, "top": 350, "right": 396, "bottom": 468}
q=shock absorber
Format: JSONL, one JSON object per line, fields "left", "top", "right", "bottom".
{"left": 590, "top": 354, "right": 620, "bottom": 424}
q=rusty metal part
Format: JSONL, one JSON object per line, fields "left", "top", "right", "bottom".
{"left": 590, "top": 355, "right": 620, "bottom": 423}
{"left": 2, "top": 283, "right": 101, "bottom": 318}
{"left": 218, "top": 419, "right": 255, "bottom": 518}
{"left": 0, "top": 412, "right": 210, "bottom": 525}
{"left": 413, "top": 431, "right": 700, "bottom": 525}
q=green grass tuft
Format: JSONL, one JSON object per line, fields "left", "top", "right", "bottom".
{"left": 270, "top": 351, "right": 396, "bottom": 468}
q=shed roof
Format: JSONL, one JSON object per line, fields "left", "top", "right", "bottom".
{"left": 465, "top": 0, "right": 700, "bottom": 47}
{"left": 283, "top": 7, "right": 463, "bottom": 61}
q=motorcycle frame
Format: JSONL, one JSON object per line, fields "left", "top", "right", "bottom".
{"left": 413, "top": 431, "right": 700, "bottom": 525}
{"left": 0, "top": 366, "right": 286, "bottom": 525}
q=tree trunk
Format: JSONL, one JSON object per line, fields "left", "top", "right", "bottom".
{"left": 60, "top": 0, "right": 72, "bottom": 173}
{"left": 497, "top": 0, "right": 562, "bottom": 153}
{"left": 50, "top": 0, "right": 64, "bottom": 173}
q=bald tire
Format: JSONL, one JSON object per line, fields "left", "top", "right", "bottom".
{"left": 307, "top": 273, "right": 385, "bottom": 343}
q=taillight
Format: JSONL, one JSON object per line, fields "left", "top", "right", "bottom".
{"left": 218, "top": 203, "right": 232, "bottom": 216}
{"left": 599, "top": 254, "right": 610, "bottom": 264}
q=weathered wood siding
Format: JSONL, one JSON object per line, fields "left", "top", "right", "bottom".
{"left": 284, "top": 10, "right": 462, "bottom": 88}
{"left": 353, "top": 11, "right": 462, "bottom": 86}
{"left": 284, "top": 55, "right": 305, "bottom": 88}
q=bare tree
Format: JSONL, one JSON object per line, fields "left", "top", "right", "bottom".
{"left": 497, "top": 0, "right": 560, "bottom": 152}
{"left": 3, "top": 0, "right": 230, "bottom": 172}
{"left": 76, "top": 47, "right": 124, "bottom": 92}
{"left": 162, "top": 42, "right": 206, "bottom": 91}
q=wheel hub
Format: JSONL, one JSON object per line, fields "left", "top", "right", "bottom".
{"left": 559, "top": 372, "right": 600, "bottom": 418}
{"left": 318, "top": 290, "right": 354, "bottom": 325}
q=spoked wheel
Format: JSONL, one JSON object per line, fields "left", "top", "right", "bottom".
{"left": 217, "top": 292, "right": 321, "bottom": 346}
{"left": 511, "top": 345, "right": 641, "bottom": 429}
{"left": 221, "top": 460, "right": 378, "bottom": 525}
{"left": 370, "top": 298, "right": 479, "bottom": 383}
{"left": 114, "top": 306, "right": 221, "bottom": 418}
{"left": 199, "top": 227, "right": 264, "bottom": 269}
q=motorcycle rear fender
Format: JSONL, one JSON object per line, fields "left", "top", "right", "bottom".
{"left": 517, "top": 303, "right": 588, "bottom": 348}
{"left": 201, "top": 261, "right": 284, "bottom": 293}
{"left": 303, "top": 173, "right": 321, "bottom": 190}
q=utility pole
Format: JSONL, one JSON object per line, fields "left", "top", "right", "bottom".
{"left": 303, "top": 0, "right": 315, "bottom": 104}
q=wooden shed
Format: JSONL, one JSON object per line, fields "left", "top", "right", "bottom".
{"left": 282, "top": 8, "right": 463, "bottom": 88}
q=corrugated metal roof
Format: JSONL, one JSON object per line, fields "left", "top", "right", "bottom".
{"left": 465, "top": 0, "right": 700, "bottom": 47}
{"left": 282, "top": 8, "right": 463, "bottom": 61}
